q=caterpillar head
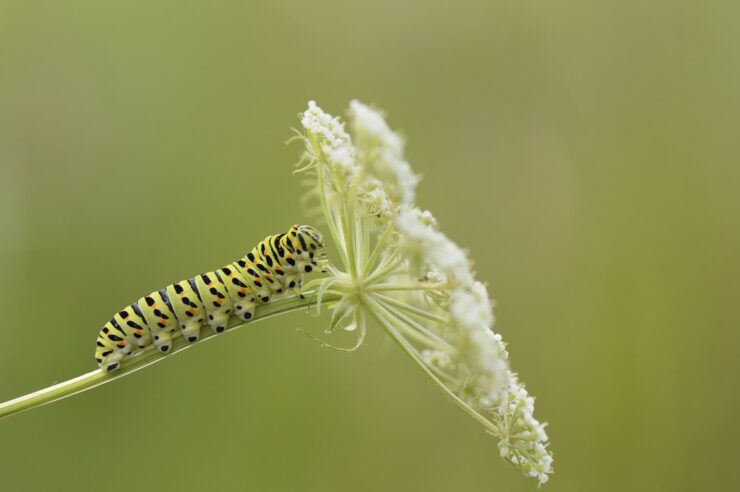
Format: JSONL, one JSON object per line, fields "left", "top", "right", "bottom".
{"left": 288, "top": 224, "right": 326, "bottom": 269}
{"left": 297, "top": 225, "right": 324, "bottom": 249}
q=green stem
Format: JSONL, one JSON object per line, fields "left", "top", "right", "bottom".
{"left": 318, "top": 166, "right": 349, "bottom": 271}
{"left": 372, "top": 293, "right": 449, "bottom": 324}
{"left": 366, "top": 297, "right": 501, "bottom": 438}
{"left": 361, "top": 221, "right": 393, "bottom": 279}
{"left": 375, "top": 298, "right": 453, "bottom": 352}
{"left": 369, "top": 282, "right": 449, "bottom": 292}
{"left": 0, "top": 292, "right": 341, "bottom": 421}
{"left": 364, "top": 251, "right": 403, "bottom": 285}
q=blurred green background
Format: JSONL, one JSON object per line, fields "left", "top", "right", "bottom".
{"left": 1, "top": 1, "right": 738, "bottom": 491}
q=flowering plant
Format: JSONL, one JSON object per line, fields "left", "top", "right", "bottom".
{"left": 299, "top": 101, "right": 553, "bottom": 484}
{"left": 0, "top": 100, "right": 552, "bottom": 485}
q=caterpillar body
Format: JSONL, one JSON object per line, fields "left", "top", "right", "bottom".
{"left": 95, "top": 224, "right": 325, "bottom": 372}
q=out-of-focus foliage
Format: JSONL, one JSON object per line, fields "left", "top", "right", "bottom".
{"left": 0, "top": 1, "right": 738, "bottom": 491}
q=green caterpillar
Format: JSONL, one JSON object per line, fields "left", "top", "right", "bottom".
{"left": 95, "top": 225, "right": 325, "bottom": 372}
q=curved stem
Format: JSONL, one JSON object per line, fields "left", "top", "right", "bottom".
{"left": 372, "top": 293, "right": 449, "bottom": 324}
{"left": 366, "top": 297, "right": 501, "bottom": 438}
{"left": 375, "top": 298, "right": 453, "bottom": 352}
{"left": 0, "top": 292, "right": 341, "bottom": 421}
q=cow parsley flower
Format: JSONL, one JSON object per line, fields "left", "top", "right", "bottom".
{"left": 298, "top": 100, "right": 553, "bottom": 485}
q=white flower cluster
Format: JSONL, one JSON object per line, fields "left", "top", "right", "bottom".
{"left": 496, "top": 376, "right": 553, "bottom": 485}
{"left": 301, "top": 100, "right": 357, "bottom": 176}
{"left": 396, "top": 206, "right": 509, "bottom": 402}
{"left": 299, "top": 100, "right": 552, "bottom": 485}
{"left": 349, "top": 100, "right": 419, "bottom": 205}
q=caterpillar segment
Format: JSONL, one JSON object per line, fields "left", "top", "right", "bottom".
{"left": 113, "top": 305, "right": 152, "bottom": 349}
{"left": 94, "top": 321, "right": 132, "bottom": 372}
{"left": 136, "top": 290, "right": 179, "bottom": 353}
{"left": 94, "top": 225, "right": 326, "bottom": 372}
{"left": 194, "top": 272, "right": 232, "bottom": 334}
{"left": 218, "top": 265, "right": 258, "bottom": 322}
{"left": 166, "top": 280, "right": 206, "bottom": 343}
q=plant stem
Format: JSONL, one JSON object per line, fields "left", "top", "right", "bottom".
{"left": 372, "top": 293, "right": 449, "bottom": 324}
{"left": 361, "top": 221, "right": 393, "bottom": 279}
{"left": 0, "top": 292, "right": 340, "bottom": 421}
{"left": 376, "top": 298, "right": 453, "bottom": 352}
{"left": 367, "top": 297, "right": 502, "bottom": 438}
{"left": 369, "top": 282, "right": 448, "bottom": 292}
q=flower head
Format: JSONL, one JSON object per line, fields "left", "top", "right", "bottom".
{"left": 297, "top": 100, "right": 553, "bottom": 484}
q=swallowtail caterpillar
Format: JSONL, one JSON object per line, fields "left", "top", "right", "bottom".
{"left": 95, "top": 225, "right": 325, "bottom": 372}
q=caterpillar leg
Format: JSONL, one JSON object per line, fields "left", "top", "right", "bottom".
{"left": 98, "top": 350, "right": 128, "bottom": 372}
{"left": 206, "top": 312, "right": 230, "bottom": 334}
{"left": 152, "top": 330, "right": 176, "bottom": 353}
{"left": 232, "top": 300, "right": 256, "bottom": 322}
{"left": 281, "top": 274, "right": 304, "bottom": 296}
{"left": 180, "top": 321, "right": 202, "bottom": 343}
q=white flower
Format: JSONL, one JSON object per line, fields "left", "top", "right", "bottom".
{"left": 496, "top": 375, "right": 553, "bottom": 485}
{"left": 297, "top": 100, "right": 553, "bottom": 485}
{"left": 349, "top": 100, "right": 420, "bottom": 205}
{"left": 301, "top": 100, "right": 359, "bottom": 177}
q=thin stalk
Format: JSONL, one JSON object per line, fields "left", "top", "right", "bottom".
{"left": 366, "top": 297, "right": 501, "bottom": 438}
{"left": 361, "top": 221, "right": 394, "bottom": 279}
{"left": 364, "top": 252, "right": 403, "bottom": 285}
{"left": 372, "top": 293, "right": 449, "bottom": 324}
{"left": 353, "top": 210, "right": 366, "bottom": 278}
{"left": 369, "top": 282, "right": 448, "bottom": 292}
{"left": 318, "top": 166, "right": 349, "bottom": 271}
{"left": 343, "top": 199, "right": 358, "bottom": 279}
{"left": 375, "top": 298, "right": 453, "bottom": 352}
{"left": 372, "top": 301, "right": 457, "bottom": 382}
{"left": 360, "top": 209, "right": 370, "bottom": 268}
{"left": 375, "top": 306, "right": 443, "bottom": 349}
{"left": 0, "top": 292, "right": 341, "bottom": 421}
{"left": 343, "top": 173, "right": 366, "bottom": 280}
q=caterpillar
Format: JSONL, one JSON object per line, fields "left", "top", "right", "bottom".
{"left": 95, "top": 224, "right": 325, "bottom": 372}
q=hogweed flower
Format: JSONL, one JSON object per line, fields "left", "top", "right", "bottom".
{"left": 299, "top": 100, "right": 553, "bottom": 485}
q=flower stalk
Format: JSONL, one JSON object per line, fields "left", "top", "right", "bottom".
{"left": 0, "top": 292, "right": 340, "bottom": 420}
